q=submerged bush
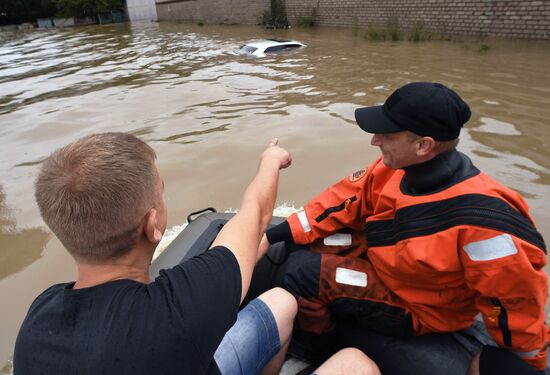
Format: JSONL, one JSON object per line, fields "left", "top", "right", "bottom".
{"left": 478, "top": 43, "right": 490, "bottom": 52}
{"left": 409, "top": 22, "right": 432, "bottom": 42}
{"left": 362, "top": 20, "right": 441, "bottom": 43}
{"left": 365, "top": 24, "right": 386, "bottom": 41}
{"left": 386, "top": 18, "right": 402, "bottom": 41}
{"left": 296, "top": 7, "right": 318, "bottom": 27}
{"left": 352, "top": 16, "right": 359, "bottom": 37}
{"left": 261, "top": 0, "right": 288, "bottom": 29}
{"left": 364, "top": 18, "right": 401, "bottom": 41}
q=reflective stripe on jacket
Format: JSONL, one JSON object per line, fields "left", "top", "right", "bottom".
{"left": 286, "top": 156, "right": 549, "bottom": 370}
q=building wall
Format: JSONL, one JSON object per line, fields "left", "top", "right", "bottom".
{"left": 156, "top": 0, "right": 268, "bottom": 25}
{"left": 286, "top": 0, "right": 550, "bottom": 39}
{"left": 156, "top": 0, "right": 550, "bottom": 40}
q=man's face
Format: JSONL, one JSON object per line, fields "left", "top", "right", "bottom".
{"left": 370, "top": 131, "right": 421, "bottom": 169}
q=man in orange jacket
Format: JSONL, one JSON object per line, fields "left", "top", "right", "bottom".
{"left": 260, "top": 82, "right": 548, "bottom": 374}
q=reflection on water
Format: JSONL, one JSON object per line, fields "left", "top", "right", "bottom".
{"left": 475, "top": 117, "right": 521, "bottom": 136}
{"left": 0, "top": 187, "right": 49, "bottom": 280}
{"left": 153, "top": 123, "right": 230, "bottom": 142}
{"left": 0, "top": 22, "right": 549, "bottom": 370}
{"left": 2, "top": 23, "right": 548, "bottom": 167}
{"left": 0, "top": 362, "right": 11, "bottom": 375}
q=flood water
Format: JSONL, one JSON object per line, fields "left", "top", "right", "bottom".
{"left": 1, "top": 22, "right": 549, "bottom": 371}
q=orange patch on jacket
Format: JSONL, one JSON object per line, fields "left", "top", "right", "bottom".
{"left": 349, "top": 168, "right": 367, "bottom": 182}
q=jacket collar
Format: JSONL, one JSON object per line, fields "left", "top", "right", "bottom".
{"left": 401, "top": 150, "right": 476, "bottom": 195}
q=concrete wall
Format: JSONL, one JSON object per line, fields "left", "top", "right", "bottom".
{"left": 156, "top": 0, "right": 268, "bottom": 25}
{"left": 155, "top": 0, "right": 550, "bottom": 40}
{"left": 127, "top": 0, "right": 158, "bottom": 21}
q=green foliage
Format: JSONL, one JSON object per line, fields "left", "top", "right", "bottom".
{"left": 270, "top": 0, "right": 285, "bottom": 17}
{"left": 386, "top": 18, "right": 401, "bottom": 41}
{"left": 352, "top": 16, "right": 359, "bottom": 37}
{"left": 365, "top": 24, "right": 386, "bottom": 41}
{"left": 197, "top": 20, "right": 204, "bottom": 26}
{"left": 296, "top": 7, "right": 317, "bottom": 27}
{"left": 364, "top": 18, "right": 401, "bottom": 41}
{"left": 437, "top": 23, "right": 451, "bottom": 41}
{"left": 262, "top": 0, "right": 288, "bottom": 29}
{"left": 363, "top": 20, "right": 438, "bottom": 43}
{"left": 1, "top": 0, "right": 56, "bottom": 25}
{"left": 478, "top": 43, "right": 490, "bottom": 52}
{"left": 409, "top": 22, "right": 432, "bottom": 42}
{"left": 53, "top": 0, "right": 122, "bottom": 18}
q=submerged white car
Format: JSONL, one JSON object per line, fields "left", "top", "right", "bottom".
{"left": 236, "top": 39, "right": 306, "bottom": 56}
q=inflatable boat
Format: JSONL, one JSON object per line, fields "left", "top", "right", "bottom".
{"left": 150, "top": 208, "right": 289, "bottom": 300}
{"left": 150, "top": 208, "right": 333, "bottom": 374}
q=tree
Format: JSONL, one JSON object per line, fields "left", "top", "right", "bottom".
{"left": 0, "top": 0, "right": 56, "bottom": 25}
{"left": 261, "top": 0, "right": 288, "bottom": 29}
{"left": 53, "top": 0, "right": 123, "bottom": 18}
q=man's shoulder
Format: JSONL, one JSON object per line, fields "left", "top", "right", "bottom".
{"left": 39, "top": 282, "right": 70, "bottom": 295}
{"left": 152, "top": 245, "right": 241, "bottom": 303}
{"left": 27, "top": 282, "right": 71, "bottom": 310}
{"left": 158, "top": 245, "right": 239, "bottom": 277}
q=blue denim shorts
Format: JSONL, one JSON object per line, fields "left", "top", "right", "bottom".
{"left": 214, "top": 297, "right": 281, "bottom": 375}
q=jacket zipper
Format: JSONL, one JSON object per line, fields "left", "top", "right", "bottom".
{"left": 315, "top": 196, "right": 357, "bottom": 223}
{"left": 491, "top": 298, "right": 512, "bottom": 347}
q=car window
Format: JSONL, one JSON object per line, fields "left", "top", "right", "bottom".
{"left": 238, "top": 45, "right": 258, "bottom": 54}
{"left": 264, "top": 45, "right": 286, "bottom": 53}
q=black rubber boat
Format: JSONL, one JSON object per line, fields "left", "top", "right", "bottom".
{"left": 150, "top": 207, "right": 289, "bottom": 301}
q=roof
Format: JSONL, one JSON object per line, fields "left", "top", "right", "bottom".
{"left": 243, "top": 39, "right": 305, "bottom": 48}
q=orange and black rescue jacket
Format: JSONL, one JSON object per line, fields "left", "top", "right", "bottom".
{"left": 283, "top": 155, "right": 548, "bottom": 370}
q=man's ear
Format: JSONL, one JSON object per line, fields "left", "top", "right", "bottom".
{"left": 416, "top": 136, "right": 436, "bottom": 157}
{"left": 144, "top": 208, "right": 163, "bottom": 244}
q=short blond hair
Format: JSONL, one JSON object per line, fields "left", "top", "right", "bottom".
{"left": 35, "top": 133, "right": 157, "bottom": 263}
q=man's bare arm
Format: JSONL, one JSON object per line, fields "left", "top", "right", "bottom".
{"left": 210, "top": 139, "right": 291, "bottom": 302}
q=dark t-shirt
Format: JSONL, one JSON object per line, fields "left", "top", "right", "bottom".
{"left": 13, "top": 246, "right": 241, "bottom": 375}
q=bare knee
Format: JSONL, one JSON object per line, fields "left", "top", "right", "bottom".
{"left": 257, "top": 287, "right": 298, "bottom": 317}
{"left": 257, "top": 287, "right": 297, "bottom": 344}
{"left": 337, "top": 348, "right": 379, "bottom": 373}
{"left": 315, "top": 347, "right": 380, "bottom": 375}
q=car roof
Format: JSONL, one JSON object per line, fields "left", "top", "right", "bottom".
{"left": 243, "top": 39, "right": 306, "bottom": 48}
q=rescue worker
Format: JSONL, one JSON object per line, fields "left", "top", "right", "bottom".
{"left": 259, "top": 82, "right": 548, "bottom": 374}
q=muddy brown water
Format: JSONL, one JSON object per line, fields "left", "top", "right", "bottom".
{"left": 1, "top": 22, "right": 549, "bottom": 371}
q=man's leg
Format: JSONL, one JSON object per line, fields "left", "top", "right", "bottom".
{"left": 314, "top": 348, "right": 381, "bottom": 375}
{"left": 214, "top": 287, "right": 297, "bottom": 375}
{"left": 337, "top": 320, "right": 486, "bottom": 375}
{"left": 284, "top": 250, "right": 411, "bottom": 337}
{"left": 257, "top": 288, "right": 297, "bottom": 375}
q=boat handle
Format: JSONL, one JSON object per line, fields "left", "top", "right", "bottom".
{"left": 187, "top": 207, "right": 217, "bottom": 223}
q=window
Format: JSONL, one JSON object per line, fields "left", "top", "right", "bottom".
{"left": 238, "top": 45, "right": 258, "bottom": 54}
{"left": 264, "top": 45, "right": 286, "bottom": 53}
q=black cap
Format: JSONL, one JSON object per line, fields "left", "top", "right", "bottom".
{"left": 354, "top": 82, "right": 471, "bottom": 141}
